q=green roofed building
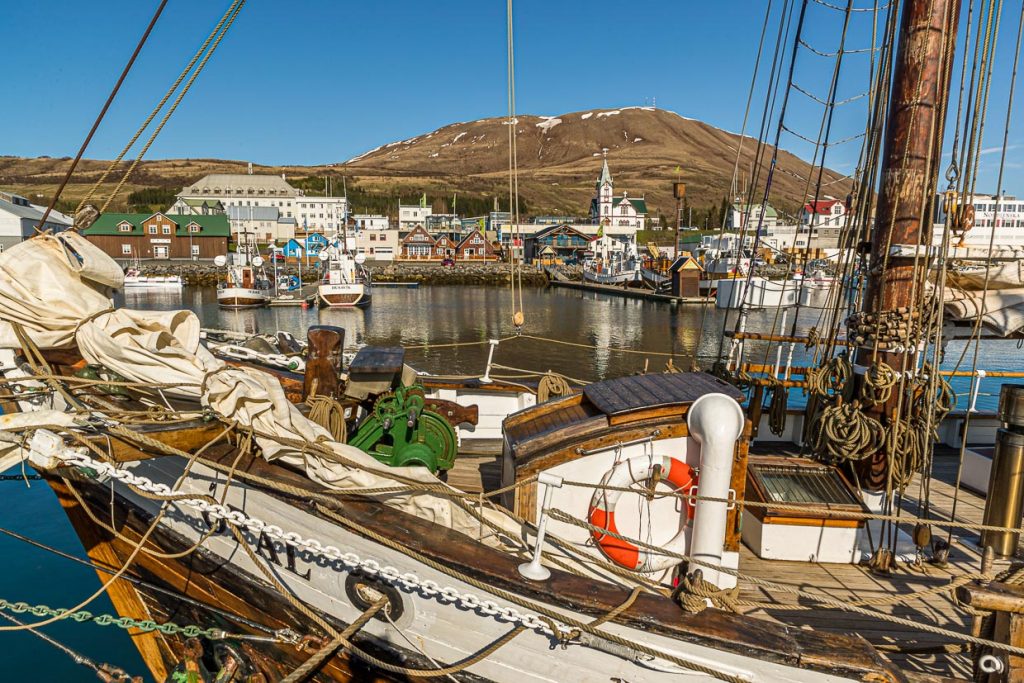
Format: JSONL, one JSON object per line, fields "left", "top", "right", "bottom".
{"left": 83, "top": 212, "right": 230, "bottom": 261}
{"left": 726, "top": 203, "right": 779, "bottom": 231}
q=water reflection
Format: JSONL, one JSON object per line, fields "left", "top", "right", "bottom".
{"left": 113, "top": 285, "right": 1017, "bottom": 409}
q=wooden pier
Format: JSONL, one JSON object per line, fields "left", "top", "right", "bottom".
{"left": 549, "top": 279, "right": 710, "bottom": 304}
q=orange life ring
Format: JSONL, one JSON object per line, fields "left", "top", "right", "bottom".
{"left": 588, "top": 455, "right": 697, "bottom": 572}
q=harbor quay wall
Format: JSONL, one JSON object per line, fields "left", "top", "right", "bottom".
{"left": 131, "top": 260, "right": 547, "bottom": 287}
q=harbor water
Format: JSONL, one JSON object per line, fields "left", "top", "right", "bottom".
{"left": 2, "top": 284, "right": 1017, "bottom": 680}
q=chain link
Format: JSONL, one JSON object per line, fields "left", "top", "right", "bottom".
{"left": 55, "top": 449, "right": 573, "bottom": 638}
{"left": 0, "top": 597, "right": 226, "bottom": 640}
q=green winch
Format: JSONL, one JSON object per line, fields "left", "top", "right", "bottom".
{"left": 348, "top": 383, "right": 457, "bottom": 474}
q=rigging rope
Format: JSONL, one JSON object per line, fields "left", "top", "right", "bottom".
{"left": 99, "top": 0, "right": 246, "bottom": 213}
{"left": 34, "top": 0, "right": 168, "bottom": 232}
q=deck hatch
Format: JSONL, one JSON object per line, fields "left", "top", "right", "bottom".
{"left": 749, "top": 463, "right": 860, "bottom": 506}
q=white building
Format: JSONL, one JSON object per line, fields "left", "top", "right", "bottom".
{"left": 353, "top": 214, "right": 390, "bottom": 231}
{"left": 355, "top": 229, "right": 400, "bottom": 261}
{"left": 588, "top": 156, "right": 648, "bottom": 231}
{"left": 0, "top": 191, "right": 73, "bottom": 251}
{"left": 399, "top": 204, "right": 433, "bottom": 232}
{"left": 726, "top": 202, "right": 779, "bottom": 231}
{"left": 934, "top": 192, "right": 1024, "bottom": 247}
{"left": 173, "top": 173, "right": 298, "bottom": 218}
{"left": 226, "top": 205, "right": 296, "bottom": 245}
{"left": 802, "top": 199, "right": 849, "bottom": 228}
{"left": 295, "top": 196, "right": 348, "bottom": 233}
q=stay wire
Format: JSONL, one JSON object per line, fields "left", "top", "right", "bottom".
{"left": 33, "top": 0, "right": 168, "bottom": 231}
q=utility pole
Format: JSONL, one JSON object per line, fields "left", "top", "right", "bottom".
{"left": 673, "top": 181, "right": 686, "bottom": 258}
{"left": 857, "top": 0, "right": 960, "bottom": 489}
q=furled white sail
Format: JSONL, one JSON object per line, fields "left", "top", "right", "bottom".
{"left": 0, "top": 234, "right": 517, "bottom": 540}
{"left": 943, "top": 264, "right": 1024, "bottom": 337}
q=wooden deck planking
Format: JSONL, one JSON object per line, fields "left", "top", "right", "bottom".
{"left": 735, "top": 449, "right": 996, "bottom": 679}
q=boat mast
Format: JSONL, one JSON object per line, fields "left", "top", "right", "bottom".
{"left": 857, "top": 0, "right": 960, "bottom": 485}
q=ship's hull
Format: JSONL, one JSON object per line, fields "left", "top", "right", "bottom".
{"left": 217, "top": 287, "right": 269, "bottom": 309}
{"left": 318, "top": 283, "right": 370, "bottom": 308}
{"left": 582, "top": 269, "right": 638, "bottom": 285}
{"left": 123, "top": 277, "right": 184, "bottom": 289}
{"left": 41, "top": 452, "right": 878, "bottom": 683}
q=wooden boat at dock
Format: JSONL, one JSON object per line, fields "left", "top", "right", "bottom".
{"left": 8, "top": 0, "right": 1024, "bottom": 680}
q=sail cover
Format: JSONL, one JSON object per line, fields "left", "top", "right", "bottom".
{"left": 0, "top": 234, "right": 518, "bottom": 540}
{"left": 943, "top": 263, "right": 1024, "bottom": 337}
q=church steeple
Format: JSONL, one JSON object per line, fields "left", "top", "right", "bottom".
{"left": 596, "top": 149, "right": 613, "bottom": 190}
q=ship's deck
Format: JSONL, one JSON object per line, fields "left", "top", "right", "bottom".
{"left": 449, "top": 441, "right": 999, "bottom": 679}
{"left": 740, "top": 444, "right": 995, "bottom": 680}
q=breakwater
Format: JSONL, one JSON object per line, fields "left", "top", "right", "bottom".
{"left": 132, "top": 261, "right": 547, "bottom": 286}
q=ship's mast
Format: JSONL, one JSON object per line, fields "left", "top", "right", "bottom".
{"left": 857, "top": 0, "right": 960, "bottom": 487}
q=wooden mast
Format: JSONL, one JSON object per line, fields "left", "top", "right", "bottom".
{"left": 857, "top": 0, "right": 960, "bottom": 488}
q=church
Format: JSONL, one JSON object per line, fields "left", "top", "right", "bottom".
{"left": 588, "top": 155, "right": 648, "bottom": 231}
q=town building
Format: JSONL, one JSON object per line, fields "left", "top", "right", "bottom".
{"left": 524, "top": 224, "right": 592, "bottom": 263}
{"left": 588, "top": 156, "right": 648, "bottom": 231}
{"left": 353, "top": 214, "right": 390, "bottom": 231}
{"left": 800, "top": 199, "right": 852, "bottom": 250}
{"left": 399, "top": 226, "right": 436, "bottom": 260}
{"left": 226, "top": 205, "right": 296, "bottom": 246}
{"left": 171, "top": 198, "right": 224, "bottom": 216}
{"left": 725, "top": 203, "right": 779, "bottom": 231}
{"left": 354, "top": 229, "right": 399, "bottom": 261}
{"left": 399, "top": 203, "right": 433, "bottom": 232}
{"left": 455, "top": 228, "right": 498, "bottom": 261}
{"left": 0, "top": 191, "right": 73, "bottom": 251}
{"left": 933, "top": 192, "right": 1024, "bottom": 247}
{"left": 295, "top": 196, "right": 348, "bottom": 233}
{"left": 83, "top": 212, "right": 230, "bottom": 261}
{"left": 172, "top": 173, "right": 298, "bottom": 218}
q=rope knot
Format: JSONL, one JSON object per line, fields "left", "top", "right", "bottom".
{"left": 673, "top": 569, "right": 741, "bottom": 614}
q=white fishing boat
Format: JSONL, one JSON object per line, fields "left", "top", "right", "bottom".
{"left": 123, "top": 268, "right": 183, "bottom": 289}
{"left": 317, "top": 244, "right": 371, "bottom": 308}
{"left": 215, "top": 254, "right": 271, "bottom": 309}
{"left": 121, "top": 254, "right": 183, "bottom": 289}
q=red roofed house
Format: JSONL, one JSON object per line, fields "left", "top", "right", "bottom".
{"left": 801, "top": 199, "right": 851, "bottom": 249}
{"left": 455, "top": 228, "right": 498, "bottom": 261}
{"left": 399, "top": 225, "right": 436, "bottom": 260}
{"left": 802, "top": 199, "right": 848, "bottom": 228}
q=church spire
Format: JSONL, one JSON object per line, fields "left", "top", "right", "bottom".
{"left": 596, "top": 149, "right": 612, "bottom": 189}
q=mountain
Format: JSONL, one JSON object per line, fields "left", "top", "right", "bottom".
{"left": 0, "top": 107, "right": 850, "bottom": 222}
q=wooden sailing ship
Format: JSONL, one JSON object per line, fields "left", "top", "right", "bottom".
{"left": 5, "top": 0, "right": 1024, "bottom": 680}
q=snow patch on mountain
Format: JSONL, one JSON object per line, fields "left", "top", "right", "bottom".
{"left": 536, "top": 117, "right": 562, "bottom": 133}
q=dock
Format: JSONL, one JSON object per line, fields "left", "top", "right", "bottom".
{"left": 548, "top": 279, "right": 710, "bottom": 304}
{"left": 268, "top": 284, "right": 318, "bottom": 307}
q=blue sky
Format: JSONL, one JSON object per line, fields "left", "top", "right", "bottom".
{"left": 2, "top": 0, "right": 1021, "bottom": 192}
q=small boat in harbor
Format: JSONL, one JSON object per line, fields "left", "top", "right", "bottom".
{"left": 317, "top": 242, "right": 372, "bottom": 308}
{"left": 122, "top": 255, "right": 183, "bottom": 289}
{"left": 715, "top": 275, "right": 802, "bottom": 309}
{"left": 215, "top": 253, "right": 271, "bottom": 309}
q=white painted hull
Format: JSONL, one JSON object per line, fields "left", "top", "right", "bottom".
{"left": 96, "top": 456, "right": 862, "bottom": 683}
{"left": 583, "top": 269, "right": 638, "bottom": 285}
{"left": 217, "top": 287, "right": 270, "bottom": 309}
{"left": 123, "top": 276, "right": 183, "bottom": 289}
{"left": 715, "top": 277, "right": 800, "bottom": 309}
{"left": 318, "top": 282, "right": 370, "bottom": 307}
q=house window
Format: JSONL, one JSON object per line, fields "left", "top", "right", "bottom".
{"left": 189, "top": 223, "right": 200, "bottom": 233}
{"left": 162, "top": 225, "right": 171, "bottom": 235}
{"left": 148, "top": 225, "right": 157, "bottom": 234}
{"left": 118, "top": 222, "right": 132, "bottom": 232}
{"left": 121, "top": 244, "right": 132, "bottom": 255}
{"left": 370, "top": 234, "right": 377, "bottom": 241}
{"left": 465, "top": 248, "right": 475, "bottom": 256}
{"left": 191, "top": 244, "right": 200, "bottom": 257}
